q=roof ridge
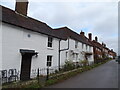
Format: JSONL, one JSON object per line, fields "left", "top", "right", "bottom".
{"left": 1, "top": 5, "right": 51, "bottom": 28}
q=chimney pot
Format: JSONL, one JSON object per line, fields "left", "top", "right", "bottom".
{"left": 80, "top": 31, "right": 85, "bottom": 36}
{"left": 105, "top": 44, "right": 106, "bottom": 47}
{"left": 15, "top": 0, "right": 29, "bottom": 16}
{"left": 102, "top": 42, "right": 104, "bottom": 45}
{"left": 95, "top": 36, "right": 98, "bottom": 42}
{"left": 88, "top": 33, "right": 92, "bottom": 40}
{"left": 111, "top": 49, "right": 113, "bottom": 52}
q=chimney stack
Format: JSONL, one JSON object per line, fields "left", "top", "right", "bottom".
{"left": 15, "top": 0, "right": 29, "bottom": 16}
{"left": 102, "top": 42, "right": 104, "bottom": 46}
{"left": 88, "top": 33, "right": 92, "bottom": 41}
{"left": 95, "top": 36, "right": 98, "bottom": 42}
{"left": 104, "top": 44, "right": 106, "bottom": 47}
{"left": 80, "top": 31, "right": 85, "bottom": 36}
{"left": 102, "top": 42, "right": 106, "bottom": 47}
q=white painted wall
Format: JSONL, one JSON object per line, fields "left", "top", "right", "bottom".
{"left": 2, "top": 23, "right": 60, "bottom": 77}
{"left": 60, "top": 38, "right": 94, "bottom": 66}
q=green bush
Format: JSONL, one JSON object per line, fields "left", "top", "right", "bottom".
{"left": 80, "top": 60, "right": 88, "bottom": 66}
{"left": 54, "top": 69, "right": 59, "bottom": 73}
{"left": 63, "top": 61, "right": 75, "bottom": 71}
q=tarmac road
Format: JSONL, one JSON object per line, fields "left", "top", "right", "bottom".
{"left": 47, "top": 60, "right": 118, "bottom": 88}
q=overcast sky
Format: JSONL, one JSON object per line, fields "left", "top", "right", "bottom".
{"left": 1, "top": 0, "right": 118, "bottom": 54}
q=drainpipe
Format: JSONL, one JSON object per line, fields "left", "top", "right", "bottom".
{"left": 58, "top": 39, "right": 61, "bottom": 71}
{"left": 58, "top": 38, "right": 69, "bottom": 71}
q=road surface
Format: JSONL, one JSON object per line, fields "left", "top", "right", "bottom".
{"left": 47, "top": 60, "right": 118, "bottom": 88}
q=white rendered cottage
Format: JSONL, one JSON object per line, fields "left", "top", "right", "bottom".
{"left": 1, "top": 3, "right": 64, "bottom": 80}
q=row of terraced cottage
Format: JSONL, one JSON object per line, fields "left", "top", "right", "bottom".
{"left": 0, "top": 1, "right": 116, "bottom": 81}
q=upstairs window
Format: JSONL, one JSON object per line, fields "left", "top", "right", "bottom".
{"left": 76, "top": 53, "right": 78, "bottom": 60}
{"left": 86, "top": 45, "right": 88, "bottom": 50}
{"left": 82, "top": 43, "right": 84, "bottom": 49}
{"left": 47, "top": 55, "right": 52, "bottom": 67}
{"left": 48, "top": 36, "right": 53, "bottom": 47}
{"left": 89, "top": 46, "right": 91, "bottom": 51}
{"left": 75, "top": 41, "right": 78, "bottom": 48}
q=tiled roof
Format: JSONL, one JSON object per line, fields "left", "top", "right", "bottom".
{"left": 92, "top": 40, "right": 103, "bottom": 50}
{"left": 0, "top": 5, "right": 64, "bottom": 39}
{"left": 54, "top": 27, "right": 92, "bottom": 46}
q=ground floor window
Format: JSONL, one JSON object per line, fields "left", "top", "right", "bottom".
{"left": 72, "top": 53, "right": 79, "bottom": 60}
{"left": 76, "top": 53, "right": 78, "bottom": 60}
{"left": 47, "top": 55, "right": 52, "bottom": 67}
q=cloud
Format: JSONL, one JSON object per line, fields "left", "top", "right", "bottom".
{"left": 28, "top": 2, "right": 118, "bottom": 53}
{"left": 1, "top": 1, "right": 118, "bottom": 54}
{"left": 29, "top": 0, "right": 118, "bottom": 2}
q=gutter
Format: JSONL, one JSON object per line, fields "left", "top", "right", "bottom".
{"left": 58, "top": 38, "right": 69, "bottom": 71}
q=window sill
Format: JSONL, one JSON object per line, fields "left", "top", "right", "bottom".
{"left": 47, "top": 47, "right": 54, "bottom": 50}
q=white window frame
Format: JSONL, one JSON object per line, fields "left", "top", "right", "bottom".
{"left": 47, "top": 55, "right": 52, "bottom": 67}
{"left": 47, "top": 36, "right": 53, "bottom": 48}
{"left": 75, "top": 41, "right": 78, "bottom": 48}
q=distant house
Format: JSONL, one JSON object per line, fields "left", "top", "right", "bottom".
{"left": 86, "top": 34, "right": 116, "bottom": 63}
{"left": 102, "top": 43, "right": 109, "bottom": 58}
{"left": 108, "top": 49, "right": 116, "bottom": 59}
{"left": 91, "top": 36, "right": 103, "bottom": 63}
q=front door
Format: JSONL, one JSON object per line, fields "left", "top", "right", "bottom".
{"left": 20, "top": 53, "right": 32, "bottom": 81}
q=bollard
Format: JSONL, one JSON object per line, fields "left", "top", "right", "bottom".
{"left": 15, "top": 69, "right": 16, "bottom": 82}
{"left": 37, "top": 68, "right": 39, "bottom": 84}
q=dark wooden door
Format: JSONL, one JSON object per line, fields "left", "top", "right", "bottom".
{"left": 20, "top": 54, "right": 32, "bottom": 81}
